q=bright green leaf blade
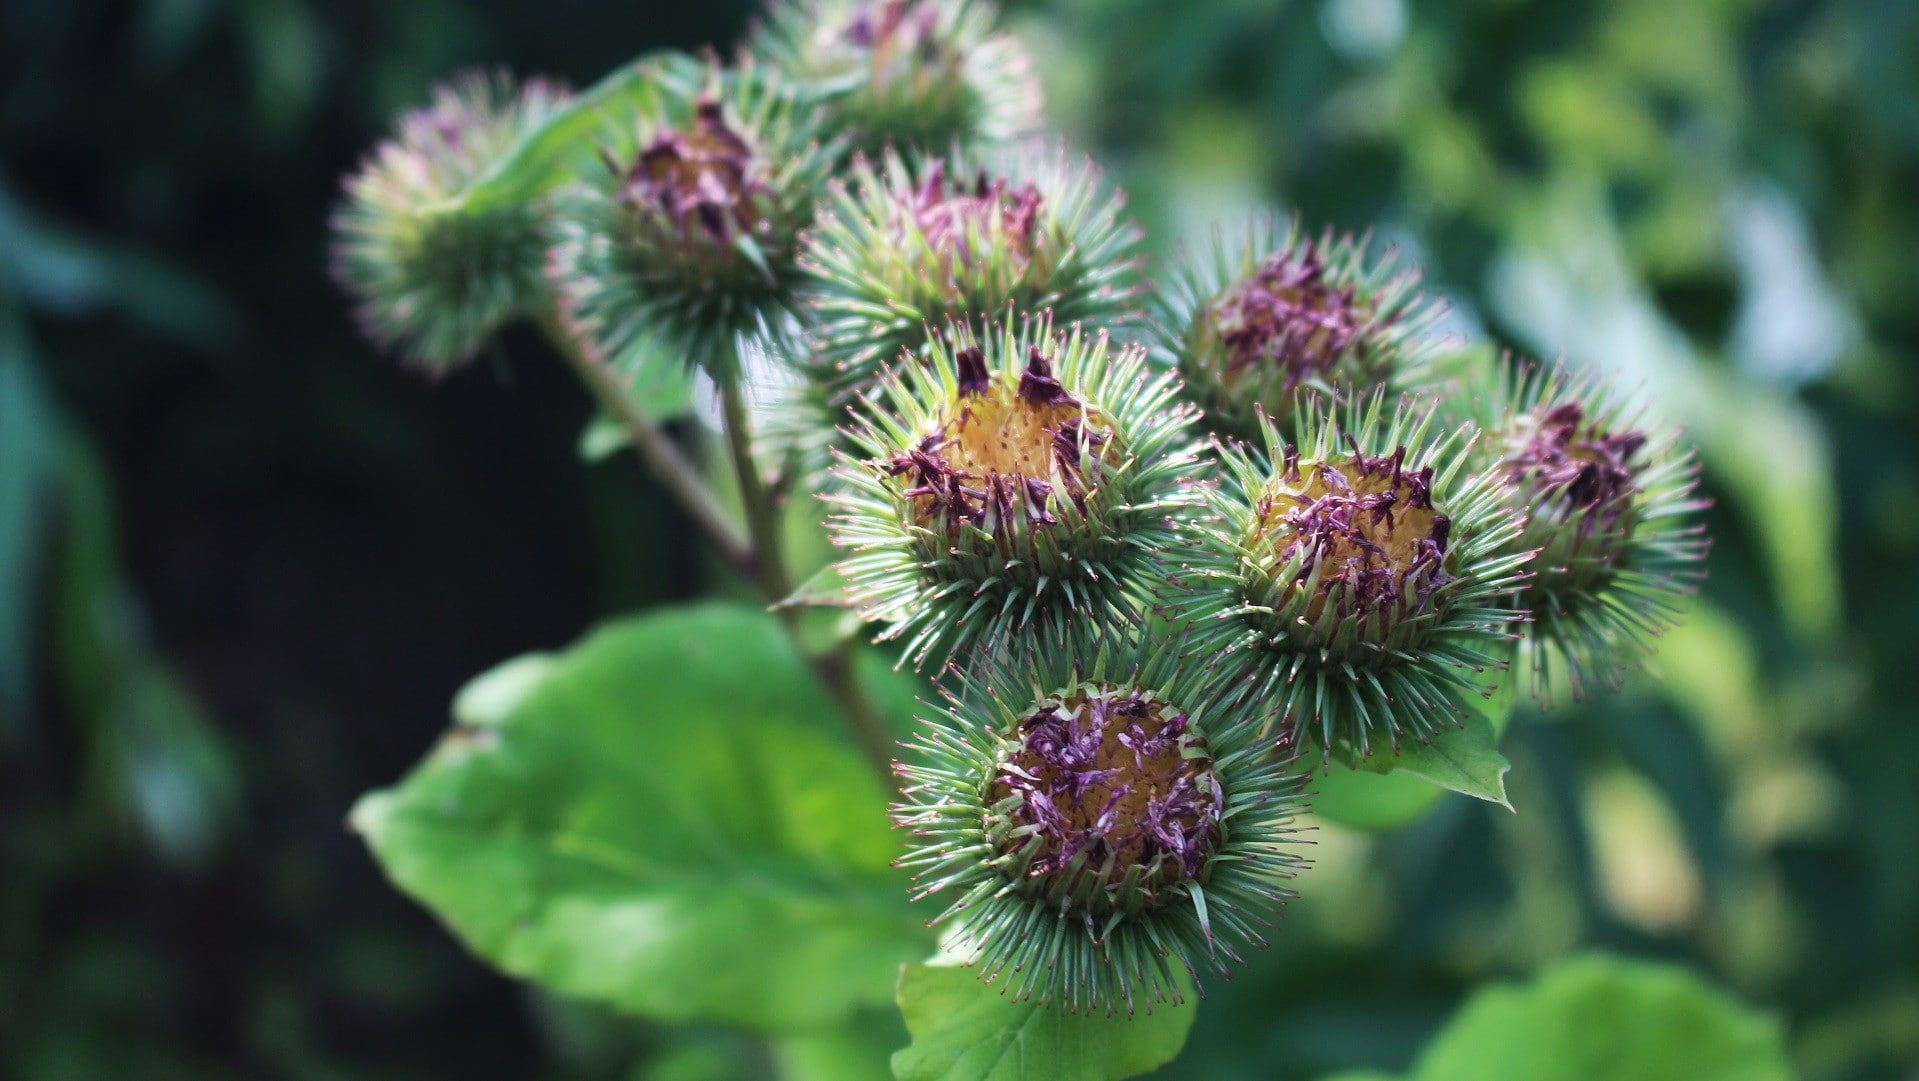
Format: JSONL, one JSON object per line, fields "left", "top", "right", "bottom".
{"left": 1310, "top": 761, "right": 1448, "bottom": 832}
{"left": 1413, "top": 955, "right": 1792, "bottom": 1081}
{"left": 351, "top": 601, "right": 932, "bottom": 1032}
{"left": 1326, "top": 659, "right": 1517, "bottom": 812}
{"left": 1319, "top": 1072, "right": 1401, "bottom": 1081}
{"left": 456, "top": 51, "right": 704, "bottom": 214}
{"left": 892, "top": 962, "right": 1197, "bottom": 1081}
{"left": 1336, "top": 706, "right": 1512, "bottom": 810}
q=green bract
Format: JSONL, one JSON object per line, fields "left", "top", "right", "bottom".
{"left": 331, "top": 71, "right": 573, "bottom": 373}
{"left": 1163, "top": 396, "right": 1530, "bottom": 758}
{"left": 828, "top": 316, "right": 1198, "bottom": 668}
{"left": 749, "top": 0, "right": 1041, "bottom": 157}
{"left": 799, "top": 145, "right": 1142, "bottom": 409}
{"left": 1153, "top": 219, "right": 1444, "bottom": 441}
{"left": 1469, "top": 359, "right": 1709, "bottom": 696}
{"left": 545, "top": 58, "right": 837, "bottom": 377}
{"left": 893, "top": 626, "right": 1308, "bottom": 1013}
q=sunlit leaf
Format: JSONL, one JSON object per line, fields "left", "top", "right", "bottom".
{"left": 351, "top": 602, "right": 933, "bottom": 1032}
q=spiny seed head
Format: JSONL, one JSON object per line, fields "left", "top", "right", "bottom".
{"left": 1473, "top": 359, "right": 1710, "bottom": 697}
{"left": 829, "top": 315, "right": 1199, "bottom": 669}
{"left": 1154, "top": 219, "right": 1446, "bottom": 441}
{"left": 1161, "top": 395, "right": 1532, "bottom": 757}
{"left": 546, "top": 56, "right": 837, "bottom": 376}
{"left": 331, "top": 70, "right": 573, "bottom": 373}
{"left": 799, "top": 145, "right": 1143, "bottom": 410}
{"left": 894, "top": 628, "right": 1310, "bottom": 1013}
{"left": 748, "top": 0, "right": 1041, "bottom": 157}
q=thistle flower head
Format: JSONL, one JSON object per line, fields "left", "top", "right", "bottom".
{"left": 749, "top": 0, "right": 1041, "bottom": 156}
{"left": 546, "top": 57, "right": 836, "bottom": 375}
{"left": 896, "top": 628, "right": 1308, "bottom": 1012}
{"left": 331, "top": 71, "right": 573, "bottom": 373}
{"left": 829, "top": 315, "right": 1198, "bottom": 668}
{"left": 801, "top": 145, "right": 1142, "bottom": 408}
{"left": 1476, "top": 361, "right": 1709, "bottom": 695}
{"left": 1154, "top": 219, "right": 1444, "bottom": 440}
{"left": 1163, "top": 396, "right": 1531, "bottom": 756}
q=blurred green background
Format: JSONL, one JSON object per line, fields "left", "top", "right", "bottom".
{"left": 2, "top": 0, "right": 1915, "bottom": 1078}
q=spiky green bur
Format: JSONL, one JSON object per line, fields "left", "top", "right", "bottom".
{"left": 331, "top": 72, "right": 572, "bottom": 373}
{"left": 749, "top": 0, "right": 1040, "bottom": 157}
{"left": 546, "top": 63, "right": 834, "bottom": 375}
{"left": 828, "top": 319, "right": 1197, "bottom": 668}
{"left": 895, "top": 633, "right": 1308, "bottom": 1013}
{"left": 1480, "top": 365, "right": 1709, "bottom": 696}
{"left": 1153, "top": 221, "right": 1444, "bottom": 441}
{"left": 1165, "top": 400, "right": 1530, "bottom": 757}
{"left": 800, "top": 147, "right": 1142, "bottom": 408}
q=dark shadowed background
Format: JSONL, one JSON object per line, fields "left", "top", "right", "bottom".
{"left": 3, "top": 1, "right": 1917, "bottom": 1078}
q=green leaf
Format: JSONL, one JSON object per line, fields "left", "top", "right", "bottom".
{"left": 1323, "top": 659, "right": 1519, "bottom": 816}
{"left": 891, "top": 962, "right": 1197, "bottom": 1081}
{"left": 1310, "top": 762, "right": 1448, "bottom": 832}
{"left": 1331, "top": 705, "right": 1512, "bottom": 810}
{"left": 351, "top": 601, "right": 933, "bottom": 1032}
{"left": 1413, "top": 955, "right": 1792, "bottom": 1081}
{"left": 456, "top": 51, "right": 704, "bottom": 214}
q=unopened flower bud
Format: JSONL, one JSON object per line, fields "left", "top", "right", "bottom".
{"left": 830, "top": 317, "right": 1197, "bottom": 667}
{"left": 750, "top": 0, "right": 1041, "bottom": 155}
{"left": 1155, "top": 220, "right": 1443, "bottom": 440}
{"left": 546, "top": 58, "right": 835, "bottom": 374}
{"left": 1477, "top": 362, "right": 1709, "bottom": 694}
{"left": 800, "top": 146, "right": 1142, "bottom": 408}
{"left": 895, "top": 629, "right": 1308, "bottom": 1012}
{"left": 1165, "top": 397, "right": 1530, "bottom": 756}
{"left": 331, "top": 71, "right": 572, "bottom": 373}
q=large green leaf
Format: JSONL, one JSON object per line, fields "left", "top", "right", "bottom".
{"left": 891, "top": 962, "right": 1197, "bottom": 1081}
{"left": 1329, "top": 955, "right": 1793, "bottom": 1081}
{"left": 351, "top": 601, "right": 932, "bottom": 1032}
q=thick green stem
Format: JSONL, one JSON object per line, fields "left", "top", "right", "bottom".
{"left": 542, "top": 319, "right": 755, "bottom": 577}
{"left": 715, "top": 367, "right": 897, "bottom": 780}
{"left": 547, "top": 320, "right": 895, "bottom": 781}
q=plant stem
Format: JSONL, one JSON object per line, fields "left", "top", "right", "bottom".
{"left": 543, "top": 319, "right": 755, "bottom": 577}
{"left": 544, "top": 320, "right": 896, "bottom": 782}
{"left": 715, "top": 364, "right": 897, "bottom": 780}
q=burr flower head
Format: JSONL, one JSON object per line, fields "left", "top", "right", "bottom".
{"left": 1163, "top": 396, "right": 1531, "bottom": 756}
{"left": 830, "top": 316, "right": 1198, "bottom": 668}
{"left": 895, "top": 629, "right": 1309, "bottom": 1013}
{"left": 331, "top": 71, "right": 573, "bottom": 373}
{"left": 799, "top": 146, "right": 1142, "bottom": 408}
{"left": 749, "top": 0, "right": 1041, "bottom": 156}
{"left": 546, "top": 57, "right": 836, "bottom": 375}
{"left": 1477, "top": 361, "right": 1709, "bottom": 695}
{"left": 1155, "top": 219, "right": 1444, "bottom": 440}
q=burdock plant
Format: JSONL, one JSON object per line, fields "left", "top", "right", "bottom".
{"left": 831, "top": 317, "right": 1198, "bottom": 667}
{"left": 1166, "top": 397, "right": 1531, "bottom": 757}
{"left": 1474, "top": 361, "right": 1709, "bottom": 695}
{"left": 332, "top": 5, "right": 1716, "bottom": 1075}
{"left": 896, "top": 628, "right": 1308, "bottom": 1013}
{"left": 801, "top": 145, "right": 1141, "bottom": 407}
{"left": 332, "top": 71, "right": 573, "bottom": 372}
{"left": 1154, "top": 220, "right": 1444, "bottom": 441}
{"left": 545, "top": 60, "right": 836, "bottom": 376}
{"left": 749, "top": 0, "right": 1041, "bottom": 155}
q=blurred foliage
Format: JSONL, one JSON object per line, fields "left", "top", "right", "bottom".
{"left": 2, "top": 0, "right": 1916, "bottom": 1079}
